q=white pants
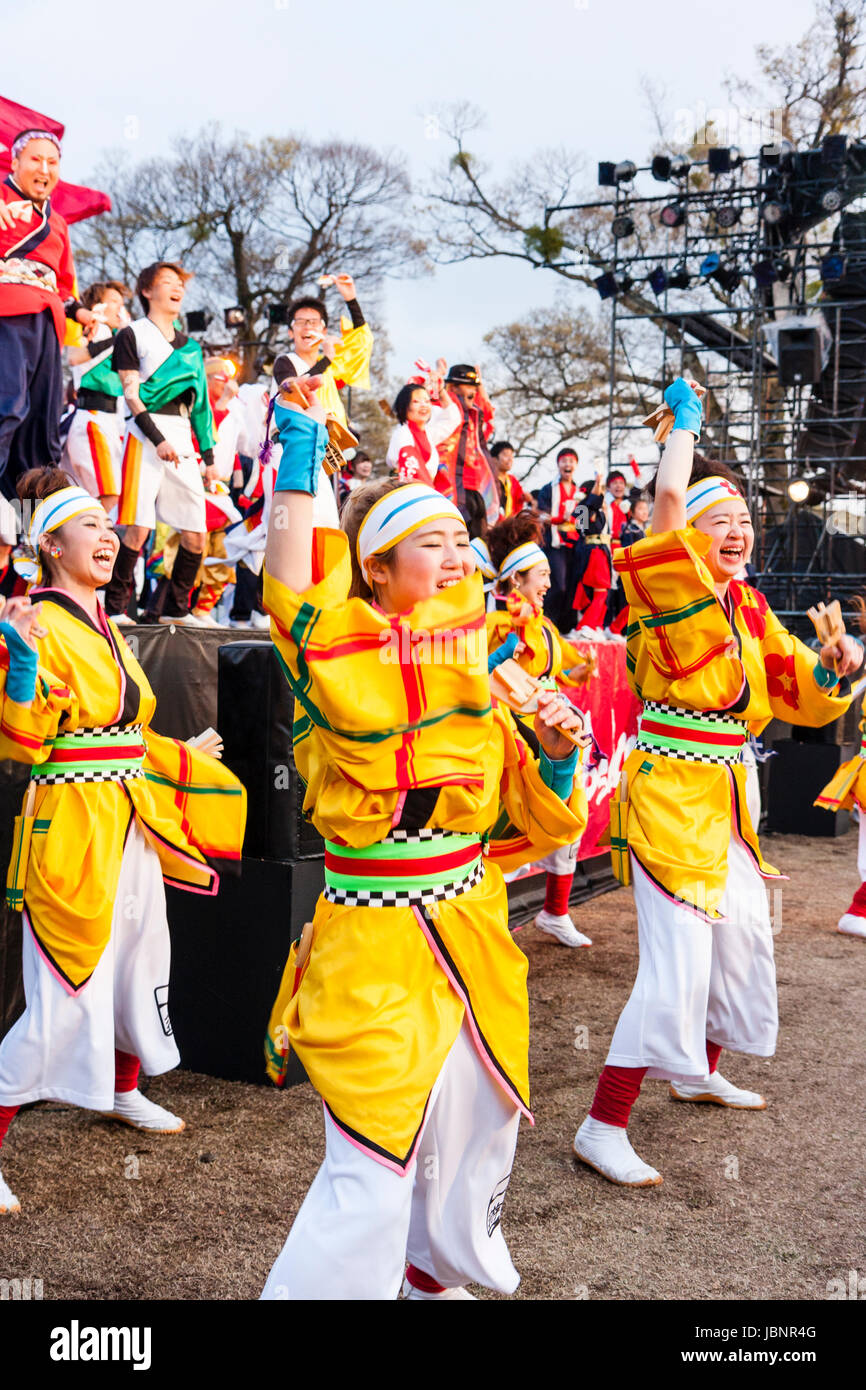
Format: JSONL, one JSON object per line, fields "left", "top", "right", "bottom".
{"left": 119, "top": 414, "right": 206, "bottom": 532}
{"left": 0, "top": 823, "right": 179, "bottom": 1109}
{"left": 858, "top": 810, "right": 866, "bottom": 879}
{"left": 261, "top": 1022, "right": 521, "bottom": 1300}
{"left": 64, "top": 406, "right": 123, "bottom": 499}
{"left": 606, "top": 837, "right": 778, "bottom": 1082}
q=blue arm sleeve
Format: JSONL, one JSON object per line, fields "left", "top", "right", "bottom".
{"left": 538, "top": 744, "right": 579, "bottom": 801}
{"left": 0, "top": 622, "right": 38, "bottom": 704}
{"left": 488, "top": 631, "right": 519, "bottom": 673}
{"left": 663, "top": 377, "right": 703, "bottom": 438}
{"left": 273, "top": 405, "right": 329, "bottom": 496}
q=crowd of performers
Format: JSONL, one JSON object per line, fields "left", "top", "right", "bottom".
{"left": 0, "top": 126, "right": 865, "bottom": 1300}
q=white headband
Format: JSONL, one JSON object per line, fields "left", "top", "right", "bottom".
{"left": 356, "top": 483, "right": 465, "bottom": 579}
{"left": 685, "top": 476, "right": 745, "bottom": 523}
{"left": 11, "top": 130, "right": 61, "bottom": 161}
{"left": 498, "top": 541, "right": 547, "bottom": 582}
{"left": 13, "top": 487, "right": 101, "bottom": 584}
{"left": 470, "top": 537, "right": 496, "bottom": 580}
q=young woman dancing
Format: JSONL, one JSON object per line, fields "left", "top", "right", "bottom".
{"left": 572, "top": 379, "right": 861, "bottom": 1187}
{"left": 259, "top": 381, "right": 587, "bottom": 1299}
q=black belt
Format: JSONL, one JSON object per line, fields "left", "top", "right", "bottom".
{"left": 152, "top": 397, "right": 194, "bottom": 419}
{"left": 78, "top": 388, "right": 120, "bottom": 413}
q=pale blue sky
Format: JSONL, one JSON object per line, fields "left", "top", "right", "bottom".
{"left": 3, "top": 0, "right": 817, "bottom": 386}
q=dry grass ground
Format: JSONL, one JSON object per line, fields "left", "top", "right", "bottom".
{"left": 1, "top": 832, "right": 863, "bottom": 1302}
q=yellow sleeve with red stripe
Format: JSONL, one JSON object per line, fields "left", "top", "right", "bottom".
{"left": 0, "top": 643, "right": 79, "bottom": 764}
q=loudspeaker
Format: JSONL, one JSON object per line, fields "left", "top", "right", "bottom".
{"left": 166, "top": 856, "right": 324, "bottom": 1086}
{"left": 766, "top": 740, "right": 854, "bottom": 835}
{"left": 777, "top": 325, "right": 823, "bottom": 386}
{"left": 217, "top": 641, "right": 323, "bottom": 861}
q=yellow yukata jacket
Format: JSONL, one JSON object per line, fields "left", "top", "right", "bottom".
{"left": 306, "top": 318, "right": 373, "bottom": 429}
{"left": 487, "top": 594, "right": 592, "bottom": 689}
{"left": 263, "top": 530, "right": 586, "bottom": 1171}
{"left": 615, "top": 528, "right": 851, "bottom": 918}
{"left": 0, "top": 592, "right": 246, "bottom": 994}
{"left": 815, "top": 693, "right": 866, "bottom": 812}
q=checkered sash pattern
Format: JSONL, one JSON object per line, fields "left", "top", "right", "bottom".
{"left": 323, "top": 828, "right": 485, "bottom": 907}
{"left": 31, "top": 724, "right": 146, "bottom": 785}
{"left": 636, "top": 701, "right": 747, "bottom": 765}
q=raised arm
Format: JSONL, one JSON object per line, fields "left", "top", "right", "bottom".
{"left": 650, "top": 379, "right": 704, "bottom": 535}
{"left": 264, "top": 379, "right": 328, "bottom": 594}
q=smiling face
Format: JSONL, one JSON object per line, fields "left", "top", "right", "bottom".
{"left": 11, "top": 138, "right": 60, "bottom": 204}
{"left": 290, "top": 307, "right": 326, "bottom": 356}
{"left": 406, "top": 387, "right": 432, "bottom": 427}
{"left": 147, "top": 268, "right": 186, "bottom": 317}
{"left": 366, "top": 516, "right": 473, "bottom": 611}
{"left": 495, "top": 447, "right": 515, "bottom": 474}
{"left": 42, "top": 508, "right": 119, "bottom": 591}
{"left": 692, "top": 496, "right": 754, "bottom": 583}
{"left": 513, "top": 559, "right": 551, "bottom": 609}
{"left": 558, "top": 453, "right": 577, "bottom": 481}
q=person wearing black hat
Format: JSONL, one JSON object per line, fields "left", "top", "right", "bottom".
{"left": 434, "top": 363, "right": 498, "bottom": 538}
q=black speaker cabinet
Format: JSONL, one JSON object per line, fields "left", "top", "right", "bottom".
{"left": 166, "top": 856, "right": 323, "bottom": 1086}
{"left": 766, "top": 740, "right": 854, "bottom": 836}
{"left": 777, "top": 324, "right": 823, "bottom": 386}
{"left": 217, "top": 641, "right": 323, "bottom": 861}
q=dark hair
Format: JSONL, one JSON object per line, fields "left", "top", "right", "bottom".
{"left": 647, "top": 451, "right": 743, "bottom": 499}
{"left": 462, "top": 488, "right": 488, "bottom": 542}
{"left": 341, "top": 478, "right": 404, "bottom": 599}
{"left": 491, "top": 441, "right": 515, "bottom": 458}
{"left": 82, "top": 280, "right": 131, "bottom": 310}
{"left": 136, "top": 261, "right": 191, "bottom": 314}
{"left": 487, "top": 510, "right": 543, "bottom": 572}
{"left": 557, "top": 448, "right": 578, "bottom": 463}
{"left": 287, "top": 296, "right": 328, "bottom": 330}
{"left": 16, "top": 466, "right": 74, "bottom": 504}
{"left": 393, "top": 383, "right": 426, "bottom": 425}
{"left": 607, "top": 470, "right": 626, "bottom": 485}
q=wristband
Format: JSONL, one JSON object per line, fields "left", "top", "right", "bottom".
{"left": 813, "top": 660, "right": 841, "bottom": 689}
{"left": 135, "top": 410, "right": 166, "bottom": 449}
{"left": 663, "top": 377, "right": 703, "bottom": 439}
{"left": 488, "top": 631, "right": 519, "bottom": 673}
{"left": 273, "top": 404, "right": 329, "bottom": 495}
{"left": 539, "top": 744, "right": 579, "bottom": 801}
{"left": 200, "top": 447, "right": 214, "bottom": 469}
{"left": 0, "top": 621, "right": 38, "bottom": 704}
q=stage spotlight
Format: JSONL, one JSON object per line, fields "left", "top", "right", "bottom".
{"left": 267, "top": 303, "right": 289, "bottom": 326}
{"left": 667, "top": 263, "right": 691, "bottom": 290}
{"left": 594, "top": 272, "right": 619, "bottom": 300}
{"left": 760, "top": 143, "right": 781, "bottom": 166}
{"left": 648, "top": 266, "right": 668, "bottom": 295}
{"left": 699, "top": 252, "right": 721, "bottom": 277}
{"left": 775, "top": 256, "right": 792, "bottom": 282}
{"left": 611, "top": 214, "right": 636, "bottom": 239}
{"left": 761, "top": 200, "right": 785, "bottom": 225}
{"left": 223, "top": 306, "right": 245, "bottom": 329}
{"left": 185, "top": 310, "right": 212, "bottom": 334}
{"left": 660, "top": 201, "right": 686, "bottom": 228}
{"left": 669, "top": 154, "right": 691, "bottom": 179}
{"left": 820, "top": 253, "right": 847, "bottom": 282}
{"left": 651, "top": 155, "right": 672, "bottom": 182}
{"left": 752, "top": 259, "right": 778, "bottom": 287}
{"left": 598, "top": 162, "right": 616, "bottom": 186}
{"left": 716, "top": 204, "right": 741, "bottom": 228}
{"left": 614, "top": 161, "right": 637, "bottom": 184}
{"left": 821, "top": 134, "right": 847, "bottom": 166}
{"left": 821, "top": 187, "right": 844, "bottom": 213}
{"left": 707, "top": 146, "right": 742, "bottom": 175}
{"left": 787, "top": 478, "right": 810, "bottom": 503}
{"left": 715, "top": 264, "right": 741, "bottom": 293}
